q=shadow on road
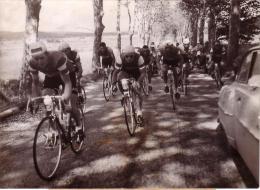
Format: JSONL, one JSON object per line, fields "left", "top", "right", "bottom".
{"left": 0, "top": 72, "right": 257, "bottom": 188}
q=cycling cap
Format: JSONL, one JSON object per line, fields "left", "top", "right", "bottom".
{"left": 29, "top": 41, "right": 47, "bottom": 57}
{"left": 58, "top": 42, "right": 70, "bottom": 51}
{"left": 183, "top": 38, "right": 190, "bottom": 45}
{"left": 122, "top": 45, "right": 135, "bottom": 54}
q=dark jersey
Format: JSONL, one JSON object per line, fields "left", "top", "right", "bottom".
{"left": 29, "top": 51, "right": 69, "bottom": 77}
{"left": 162, "top": 46, "right": 181, "bottom": 66}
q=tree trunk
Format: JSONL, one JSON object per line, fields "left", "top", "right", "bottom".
{"left": 126, "top": 0, "right": 135, "bottom": 45}
{"left": 117, "top": 0, "right": 121, "bottom": 51}
{"left": 208, "top": 11, "right": 216, "bottom": 50}
{"left": 199, "top": 1, "right": 206, "bottom": 45}
{"left": 19, "top": 0, "right": 41, "bottom": 100}
{"left": 227, "top": 0, "right": 240, "bottom": 70}
{"left": 190, "top": 14, "right": 199, "bottom": 47}
{"left": 92, "top": 0, "right": 105, "bottom": 69}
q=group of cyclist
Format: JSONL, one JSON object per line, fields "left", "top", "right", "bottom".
{"left": 27, "top": 37, "right": 226, "bottom": 130}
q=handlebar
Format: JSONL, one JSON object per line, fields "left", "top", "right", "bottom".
{"left": 26, "top": 95, "right": 62, "bottom": 112}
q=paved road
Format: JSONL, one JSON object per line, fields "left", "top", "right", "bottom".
{"left": 0, "top": 72, "right": 256, "bottom": 188}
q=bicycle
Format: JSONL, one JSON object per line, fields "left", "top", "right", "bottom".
{"left": 27, "top": 95, "right": 85, "bottom": 180}
{"left": 167, "top": 66, "right": 179, "bottom": 110}
{"left": 121, "top": 78, "right": 142, "bottom": 136}
{"left": 98, "top": 66, "right": 117, "bottom": 102}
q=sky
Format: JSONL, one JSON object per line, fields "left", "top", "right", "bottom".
{"left": 0, "top": 0, "right": 130, "bottom": 33}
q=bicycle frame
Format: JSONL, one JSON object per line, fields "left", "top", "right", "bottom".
{"left": 27, "top": 96, "right": 71, "bottom": 143}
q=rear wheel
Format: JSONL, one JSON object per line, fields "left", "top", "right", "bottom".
{"left": 103, "top": 76, "right": 110, "bottom": 101}
{"left": 70, "top": 109, "right": 85, "bottom": 154}
{"left": 123, "top": 96, "right": 137, "bottom": 136}
{"left": 33, "top": 117, "right": 62, "bottom": 180}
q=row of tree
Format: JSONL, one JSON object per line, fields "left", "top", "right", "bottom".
{"left": 19, "top": 0, "right": 259, "bottom": 98}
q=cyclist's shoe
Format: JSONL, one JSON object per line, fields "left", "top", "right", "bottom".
{"left": 137, "top": 115, "right": 144, "bottom": 127}
{"left": 164, "top": 85, "right": 169, "bottom": 93}
{"left": 175, "top": 92, "right": 180, "bottom": 100}
{"left": 148, "top": 85, "right": 152, "bottom": 91}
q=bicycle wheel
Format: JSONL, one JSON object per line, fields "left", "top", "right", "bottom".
{"left": 70, "top": 108, "right": 85, "bottom": 154}
{"left": 79, "top": 86, "right": 87, "bottom": 113}
{"left": 33, "top": 117, "right": 62, "bottom": 180}
{"left": 123, "top": 96, "right": 137, "bottom": 136}
{"left": 103, "top": 76, "right": 110, "bottom": 101}
{"left": 142, "top": 74, "right": 149, "bottom": 96}
{"left": 169, "top": 85, "right": 176, "bottom": 111}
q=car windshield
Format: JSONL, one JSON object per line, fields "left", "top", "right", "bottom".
{"left": 248, "top": 50, "right": 260, "bottom": 87}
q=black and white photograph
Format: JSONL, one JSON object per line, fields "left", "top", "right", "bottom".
{"left": 0, "top": 0, "right": 259, "bottom": 188}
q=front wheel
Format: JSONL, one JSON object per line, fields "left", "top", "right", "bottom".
{"left": 70, "top": 109, "right": 85, "bottom": 154}
{"left": 103, "top": 76, "right": 111, "bottom": 101}
{"left": 123, "top": 96, "right": 137, "bottom": 136}
{"left": 33, "top": 117, "right": 62, "bottom": 180}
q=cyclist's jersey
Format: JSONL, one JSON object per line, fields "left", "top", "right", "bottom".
{"left": 29, "top": 51, "right": 69, "bottom": 77}
{"left": 140, "top": 48, "right": 151, "bottom": 66}
{"left": 98, "top": 47, "right": 115, "bottom": 68}
{"left": 162, "top": 46, "right": 181, "bottom": 66}
{"left": 119, "top": 53, "right": 145, "bottom": 72}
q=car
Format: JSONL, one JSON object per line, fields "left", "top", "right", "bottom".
{"left": 218, "top": 46, "right": 260, "bottom": 183}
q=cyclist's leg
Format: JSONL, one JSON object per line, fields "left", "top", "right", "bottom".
{"left": 70, "top": 93, "right": 82, "bottom": 127}
{"left": 117, "top": 70, "right": 130, "bottom": 94}
{"left": 162, "top": 64, "right": 169, "bottom": 92}
{"left": 173, "top": 66, "right": 178, "bottom": 91}
{"left": 111, "top": 68, "right": 119, "bottom": 85}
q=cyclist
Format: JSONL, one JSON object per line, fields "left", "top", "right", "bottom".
{"left": 28, "top": 41, "right": 82, "bottom": 132}
{"left": 98, "top": 42, "right": 117, "bottom": 90}
{"left": 149, "top": 42, "right": 159, "bottom": 75}
{"left": 160, "top": 41, "right": 183, "bottom": 97}
{"left": 140, "top": 45, "right": 152, "bottom": 91}
{"left": 117, "top": 45, "right": 146, "bottom": 125}
{"left": 208, "top": 40, "right": 224, "bottom": 85}
{"left": 58, "top": 42, "right": 83, "bottom": 89}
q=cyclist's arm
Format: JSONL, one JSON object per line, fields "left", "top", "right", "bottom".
{"left": 57, "top": 57, "right": 72, "bottom": 101}
{"left": 137, "top": 56, "right": 146, "bottom": 83}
